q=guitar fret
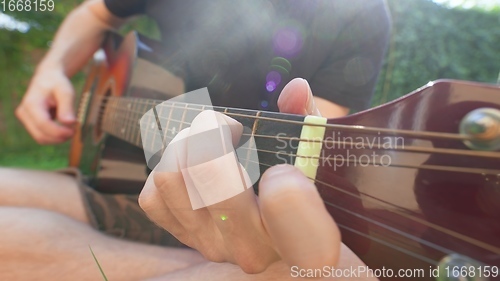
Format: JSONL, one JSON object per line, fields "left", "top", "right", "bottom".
{"left": 139, "top": 101, "right": 145, "bottom": 142}
{"left": 134, "top": 99, "right": 141, "bottom": 147}
{"left": 100, "top": 98, "right": 304, "bottom": 174}
{"left": 245, "top": 111, "right": 261, "bottom": 170}
{"left": 178, "top": 103, "right": 188, "bottom": 134}
{"left": 251, "top": 111, "right": 261, "bottom": 137}
{"left": 164, "top": 102, "right": 175, "bottom": 145}
{"left": 132, "top": 99, "right": 137, "bottom": 144}
{"left": 120, "top": 99, "right": 127, "bottom": 136}
{"left": 157, "top": 100, "right": 166, "bottom": 151}
{"left": 118, "top": 99, "right": 122, "bottom": 137}
{"left": 125, "top": 100, "right": 132, "bottom": 142}
{"left": 131, "top": 100, "right": 139, "bottom": 143}
{"left": 154, "top": 100, "right": 161, "bottom": 156}
{"left": 133, "top": 99, "right": 141, "bottom": 146}
{"left": 140, "top": 99, "right": 152, "bottom": 147}
{"left": 121, "top": 100, "right": 127, "bottom": 138}
{"left": 148, "top": 100, "right": 156, "bottom": 157}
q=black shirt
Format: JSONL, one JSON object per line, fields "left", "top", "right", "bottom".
{"left": 104, "top": 0, "right": 391, "bottom": 112}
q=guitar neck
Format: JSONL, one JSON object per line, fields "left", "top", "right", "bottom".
{"left": 100, "top": 95, "right": 306, "bottom": 167}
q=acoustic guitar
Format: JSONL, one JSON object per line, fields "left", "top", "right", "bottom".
{"left": 70, "top": 32, "right": 500, "bottom": 280}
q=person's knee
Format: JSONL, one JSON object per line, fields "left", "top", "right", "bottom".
{"left": 0, "top": 207, "right": 109, "bottom": 280}
{"left": 0, "top": 168, "right": 89, "bottom": 223}
{"left": 0, "top": 168, "right": 50, "bottom": 206}
{"left": 0, "top": 168, "right": 23, "bottom": 203}
{"left": 0, "top": 207, "right": 94, "bottom": 256}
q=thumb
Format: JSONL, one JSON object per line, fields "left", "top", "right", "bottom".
{"left": 259, "top": 164, "right": 340, "bottom": 269}
{"left": 54, "top": 78, "right": 76, "bottom": 124}
{"left": 277, "top": 78, "right": 321, "bottom": 116}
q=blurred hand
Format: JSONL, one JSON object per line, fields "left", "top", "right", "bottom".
{"left": 16, "top": 67, "right": 76, "bottom": 144}
{"left": 139, "top": 78, "right": 341, "bottom": 274}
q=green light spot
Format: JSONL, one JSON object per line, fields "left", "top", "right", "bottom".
{"left": 220, "top": 215, "right": 228, "bottom": 221}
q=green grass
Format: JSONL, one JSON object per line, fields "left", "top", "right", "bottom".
{"left": 0, "top": 144, "right": 69, "bottom": 170}
{"left": 0, "top": 108, "right": 69, "bottom": 170}
{"left": 89, "top": 246, "right": 109, "bottom": 281}
{"left": 0, "top": 71, "right": 82, "bottom": 171}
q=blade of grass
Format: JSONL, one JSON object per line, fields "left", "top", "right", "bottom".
{"left": 89, "top": 246, "right": 109, "bottom": 281}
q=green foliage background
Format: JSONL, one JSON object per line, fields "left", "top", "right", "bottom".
{"left": 373, "top": 0, "right": 500, "bottom": 105}
{"left": 0, "top": 1, "right": 81, "bottom": 168}
{"left": 0, "top": 0, "right": 499, "bottom": 169}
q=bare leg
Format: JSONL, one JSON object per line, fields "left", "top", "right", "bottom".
{"left": 147, "top": 244, "right": 378, "bottom": 281}
{"left": 0, "top": 168, "right": 88, "bottom": 223}
{"left": 0, "top": 207, "right": 205, "bottom": 281}
{"left": 0, "top": 169, "right": 375, "bottom": 280}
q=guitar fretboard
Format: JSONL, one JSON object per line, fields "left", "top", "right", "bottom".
{"left": 100, "top": 96, "right": 305, "bottom": 171}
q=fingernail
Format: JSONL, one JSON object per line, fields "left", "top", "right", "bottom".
{"left": 303, "top": 79, "right": 315, "bottom": 115}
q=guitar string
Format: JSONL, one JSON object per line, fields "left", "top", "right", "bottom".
{"left": 157, "top": 126, "right": 500, "bottom": 253}
{"left": 101, "top": 114, "right": 500, "bottom": 253}
{"left": 237, "top": 134, "right": 500, "bottom": 159}
{"left": 103, "top": 98, "right": 477, "bottom": 141}
{"left": 101, "top": 113, "right": 500, "bottom": 176}
{"left": 256, "top": 165, "right": 447, "bottom": 267}
{"left": 101, "top": 104, "right": 500, "bottom": 163}
{"left": 102, "top": 101, "right": 498, "bottom": 159}
{"left": 333, "top": 222, "right": 439, "bottom": 266}
{"left": 111, "top": 119, "right": 500, "bottom": 250}
{"left": 154, "top": 130, "right": 500, "bottom": 253}
{"left": 94, "top": 97, "right": 499, "bottom": 258}
{"left": 102, "top": 99, "right": 500, "bottom": 251}
{"left": 246, "top": 159, "right": 499, "bottom": 255}
{"left": 103, "top": 105, "right": 500, "bottom": 160}
{"left": 102, "top": 98, "right": 496, "bottom": 150}
{"left": 236, "top": 147, "right": 500, "bottom": 175}
{"left": 105, "top": 117, "right": 500, "bottom": 236}
{"left": 97, "top": 95, "right": 495, "bottom": 142}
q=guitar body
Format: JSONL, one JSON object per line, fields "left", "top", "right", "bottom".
{"left": 69, "top": 32, "right": 139, "bottom": 193}
{"left": 317, "top": 81, "right": 500, "bottom": 279}
{"left": 70, "top": 32, "right": 175, "bottom": 194}
{"left": 71, "top": 32, "right": 500, "bottom": 280}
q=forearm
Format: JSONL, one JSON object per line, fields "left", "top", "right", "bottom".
{"left": 38, "top": 0, "right": 125, "bottom": 76}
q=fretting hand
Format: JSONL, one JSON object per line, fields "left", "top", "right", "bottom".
{"left": 139, "top": 78, "right": 341, "bottom": 273}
